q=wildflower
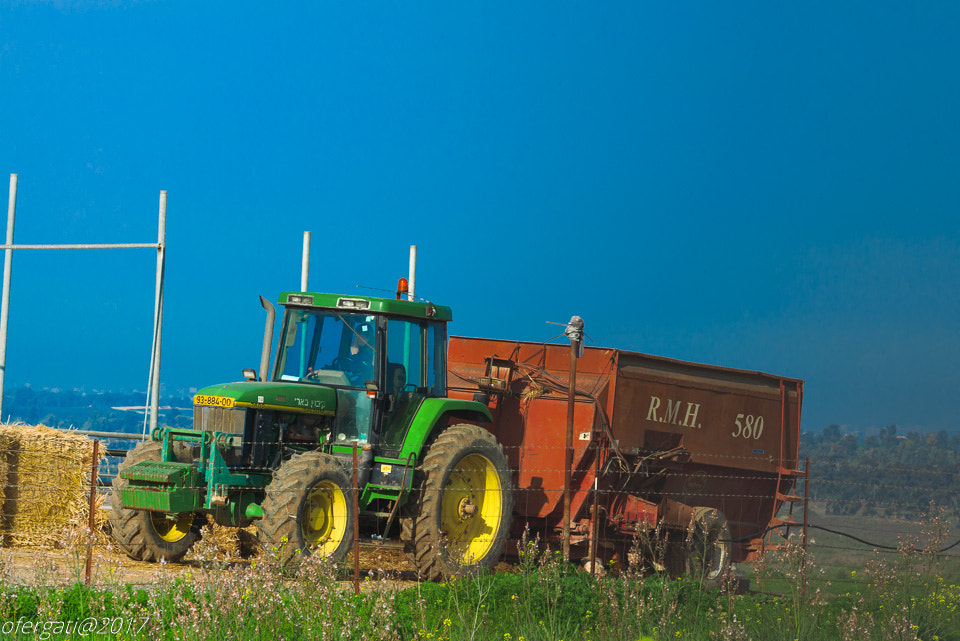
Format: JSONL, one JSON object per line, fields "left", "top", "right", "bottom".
{"left": 443, "top": 619, "right": 451, "bottom": 628}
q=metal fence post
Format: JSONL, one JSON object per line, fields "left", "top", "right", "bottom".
{"left": 353, "top": 442, "right": 360, "bottom": 595}
{"left": 563, "top": 316, "right": 583, "bottom": 563}
{"left": 85, "top": 440, "right": 100, "bottom": 585}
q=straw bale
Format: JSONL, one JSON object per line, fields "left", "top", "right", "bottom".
{"left": 198, "top": 518, "right": 261, "bottom": 559}
{"left": 0, "top": 422, "right": 99, "bottom": 547}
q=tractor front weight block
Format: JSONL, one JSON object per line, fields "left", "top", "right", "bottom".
{"left": 120, "top": 460, "right": 202, "bottom": 513}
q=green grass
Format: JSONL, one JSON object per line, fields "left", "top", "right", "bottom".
{"left": 2, "top": 517, "right": 960, "bottom": 641}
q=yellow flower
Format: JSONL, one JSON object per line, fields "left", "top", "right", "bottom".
{"left": 443, "top": 619, "right": 451, "bottom": 628}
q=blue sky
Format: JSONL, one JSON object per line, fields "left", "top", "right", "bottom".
{"left": 0, "top": 1, "right": 957, "bottom": 433}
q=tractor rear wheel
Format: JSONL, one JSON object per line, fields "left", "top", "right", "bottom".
{"left": 108, "top": 441, "right": 202, "bottom": 562}
{"left": 664, "top": 506, "right": 732, "bottom": 588}
{"left": 256, "top": 451, "right": 354, "bottom": 569}
{"left": 401, "top": 424, "right": 513, "bottom": 581}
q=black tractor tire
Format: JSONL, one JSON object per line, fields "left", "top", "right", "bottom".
{"left": 401, "top": 424, "right": 514, "bottom": 581}
{"left": 108, "top": 440, "right": 202, "bottom": 562}
{"left": 664, "top": 506, "right": 732, "bottom": 588}
{"left": 256, "top": 451, "right": 355, "bottom": 569}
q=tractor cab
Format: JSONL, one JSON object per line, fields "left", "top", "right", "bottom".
{"left": 272, "top": 292, "right": 450, "bottom": 453}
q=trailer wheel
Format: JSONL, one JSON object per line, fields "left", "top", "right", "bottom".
{"left": 665, "top": 507, "right": 732, "bottom": 588}
{"left": 108, "top": 441, "right": 202, "bottom": 562}
{"left": 401, "top": 424, "right": 514, "bottom": 581}
{"left": 257, "top": 451, "right": 354, "bottom": 569}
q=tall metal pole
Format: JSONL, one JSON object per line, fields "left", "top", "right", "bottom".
{"left": 301, "top": 231, "right": 311, "bottom": 292}
{"left": 0, "top": 174, "right": 18, "bottom": 422}
{"left": 562, "top": 315, "right": 584, "bottom": 562}
{"left": 408, "top": 245, "right": 416, "bottom": 301}
{"left": 148, "top": 192, "right": 166, "bottom": 435}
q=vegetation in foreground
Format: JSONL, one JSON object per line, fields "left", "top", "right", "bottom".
{"left": 1, "top": 513, "right": 959, "bottom": 641}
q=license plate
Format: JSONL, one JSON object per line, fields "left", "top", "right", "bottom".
{"left": 194, "top": 394, "right": 235, "bottom": 408}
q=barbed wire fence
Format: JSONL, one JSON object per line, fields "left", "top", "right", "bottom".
{"left": 1, "top": 431, "right": 958, "bottom": 597}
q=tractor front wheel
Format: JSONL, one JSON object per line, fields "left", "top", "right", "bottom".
{"left": 108, "top": 441, "right": 201, "bottom": 562}
{"left": 256, "top": 451, "right": 354, "bottom": 569}
{"left": 401, "top": 424, "right": 514, "bottom": 581}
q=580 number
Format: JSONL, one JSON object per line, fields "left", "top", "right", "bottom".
{"left": 733, "top": 413, "right": 764, "bottom": 439}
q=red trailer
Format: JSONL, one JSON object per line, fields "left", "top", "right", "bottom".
{"left": 447, "top": 336, "right": 804, "bottom": 583}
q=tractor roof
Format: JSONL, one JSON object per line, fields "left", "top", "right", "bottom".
{"left": 278, "top": 291, "right": 453, "bottom": 322}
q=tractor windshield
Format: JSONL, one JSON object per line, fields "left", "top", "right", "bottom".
{"left": 275, "top": 309, "right": 377, "bottom": 388}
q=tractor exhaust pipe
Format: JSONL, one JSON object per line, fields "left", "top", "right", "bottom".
{"left": 259, "top": 296, "right": 275, "bottom": 382}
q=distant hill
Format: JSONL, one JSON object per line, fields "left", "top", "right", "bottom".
{"left": 4, "top": 387, "right": 956, "bottom": 518}
{"left": 1, "top": 385, "right": 193, "bottom": 434}
{"left": 801, "top": 423, "right": 960, "bottom": 519}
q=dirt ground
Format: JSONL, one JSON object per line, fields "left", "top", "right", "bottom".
{"left": 0, "top": 540, "right": 420, "bottom": 588}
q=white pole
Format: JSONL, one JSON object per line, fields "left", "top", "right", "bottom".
{"left": 148, "top": 191, "right": 166, "bottom": 435}
{"left": 0, "top": 174, "right": 17, "bottom": 422}
{"left": 301, "top": 231, "right": 310, "bottom": 292}
{"left": 408, "top": 245, "right": 417, "bottom": 302}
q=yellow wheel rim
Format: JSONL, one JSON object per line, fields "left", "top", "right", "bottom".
{"left": 440, "top": 453, "right": 503, "bottom": 565}
{"left": 151, "top": 512, "right": 194, "bottom": 543}
{"left": 302, "top": 480, "right": 347, "bottom": 556}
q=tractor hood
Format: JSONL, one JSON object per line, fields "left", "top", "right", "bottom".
{"left": 194, "top": 381, "right": 337, "bottom": 416}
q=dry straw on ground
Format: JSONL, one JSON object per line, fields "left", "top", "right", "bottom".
{"left": 0, "top": 422, "right": 102, "bottom": 547}
{"left": 194, "top": 518, "right": 261, "bottom": 560}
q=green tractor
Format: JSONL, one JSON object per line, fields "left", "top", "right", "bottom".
{"left": 108, "top": 285, "right": 514, "bottom": 580}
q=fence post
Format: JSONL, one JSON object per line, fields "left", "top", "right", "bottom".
{"left": 799, "top": 456, "right": 810, "bottom": 605}
{"left": 353, "top": 442, "right": 360, "bottom": 595}
{"left": 85, "top": 440, "right": 100, "bottom": 586}
{"left": 563, "top": 316, "right": 584, "bottom": 562}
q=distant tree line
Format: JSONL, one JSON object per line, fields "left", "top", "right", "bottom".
{"left": 2, "top": 385, "right": 194, "bottom": 434}
{"left": 801, "top": 423, "right": 960, "bottom": 519}
{"left": 3, "top": 386, "right": 958, "bottom": 517}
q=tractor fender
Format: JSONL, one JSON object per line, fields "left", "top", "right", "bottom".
{"left": 398, "top": 397, "right": 493, "bottom": 461}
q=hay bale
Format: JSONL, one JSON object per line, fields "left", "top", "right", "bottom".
{"left": 0, "top": 422, "right": 98, "bottom": 547}
{"left": 198, "top": 517, "right": 261, "bottom": 559}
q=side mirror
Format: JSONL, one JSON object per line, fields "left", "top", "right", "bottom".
{"left": 242, "top": 368, "right": 257, "bottom": 381}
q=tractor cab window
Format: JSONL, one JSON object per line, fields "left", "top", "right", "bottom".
{"left": 380, "top": 318, "right": 447, "bottom": 451}
{"left": 275, "top": 308, "right": 379, "bottom": 443}
{"left": 275, "top": 309, "right": 377, "bottom": 388}
{"left": 383, "top": 319, "right": 446, "bottom": 396}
